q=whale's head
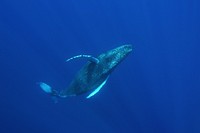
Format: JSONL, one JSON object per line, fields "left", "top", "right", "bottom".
{"left": 97, "top": 45, "right": 132, "bottom": 74}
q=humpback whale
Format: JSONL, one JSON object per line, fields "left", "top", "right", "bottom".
{"left": 38, "top": 45, "right": 132, "bottom": 99}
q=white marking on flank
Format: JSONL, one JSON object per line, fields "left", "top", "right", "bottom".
{"left": 86, "top": 76, "right": 109, "bottom": 99}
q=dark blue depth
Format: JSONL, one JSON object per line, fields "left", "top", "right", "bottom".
{"left": 0, "top": 0, "right": 200, "bottom": 133}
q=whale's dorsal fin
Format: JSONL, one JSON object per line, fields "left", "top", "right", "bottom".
{"left": 66, "top": 55, "right": 99, "bottom": 64}
{"left": 86, "top": 76, "right": 109, "bottom": 99}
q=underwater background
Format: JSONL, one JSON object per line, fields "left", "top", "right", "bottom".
{"left": 0, "top": 0, "right": 200, "bottom": 133}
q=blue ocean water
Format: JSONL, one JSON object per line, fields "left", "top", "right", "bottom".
{"left": 0, "top": 0, "right": 200, "bottom": 133}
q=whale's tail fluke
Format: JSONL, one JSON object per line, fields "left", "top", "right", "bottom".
{"left": 37, "top": 82, "right": 59, "bottom": 103}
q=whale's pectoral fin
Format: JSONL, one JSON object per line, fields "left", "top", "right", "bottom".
{"left": 86, "top": 76, "right": 109, "bottom": 99}
{"left": 66, "top": 55, "right": 99, "bottom": 64}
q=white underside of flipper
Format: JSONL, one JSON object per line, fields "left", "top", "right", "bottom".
{"left": 66, "top": 55, "right": 99, "bottom": 64}
{"left": 86, "top": 76, "right": 109, "bottom": 99}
